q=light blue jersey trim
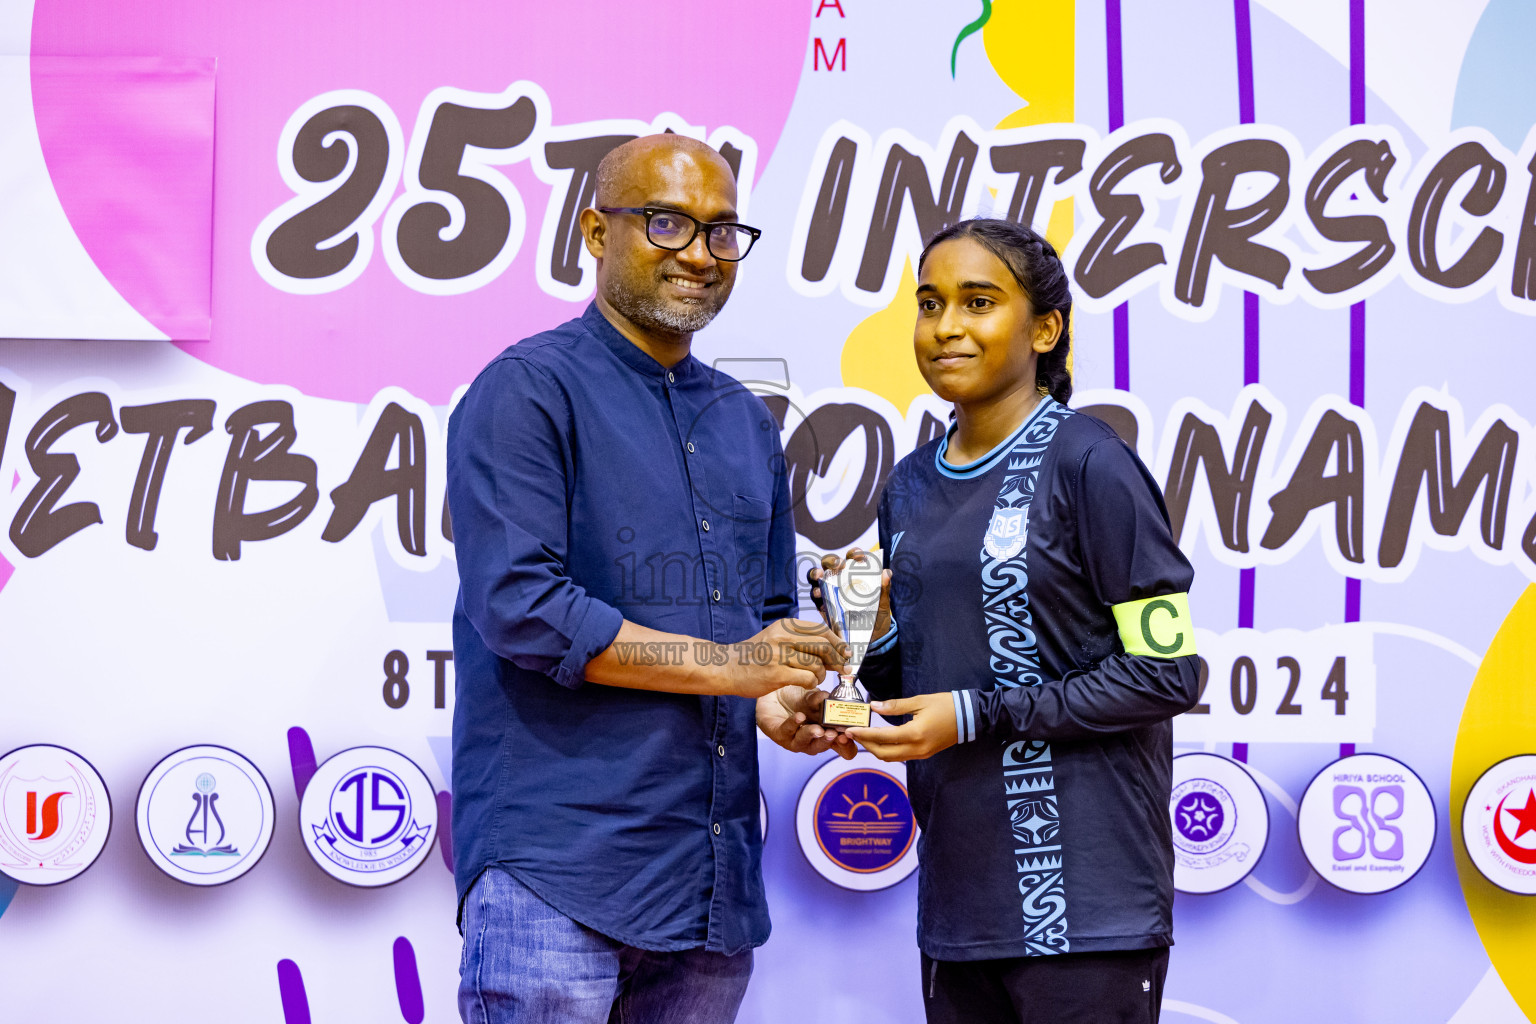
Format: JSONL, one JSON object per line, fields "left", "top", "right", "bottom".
{"left": 935, "top": 396, "right": 1058, "bottom": 480}
{"left": 976, "top": 398, "right": 1073, "bottom": 956}
{"left": 949, "top": 689, "right": 976, "bottom": 742}
{"left": 866, "top": 620, "right": 899, "bottom": 657}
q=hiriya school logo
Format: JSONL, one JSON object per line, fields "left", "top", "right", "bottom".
{"left": 1298, "top": 753, "right": 1436, "bottom": 895}
{"left": 135, "top": 745, "right": 275, "bottom": 886}
{"left": 984, "top": 507, "right": 1028, "bottom": 561}
{"left": 1170, "top": 752, "right": 1268, "bottom": 894}
{"left": 299, "top": 746, "right": 437, "bottom": 887}
{"left": 1462, "top": 754, "right": 1536, "bottom": 895}
{"left": 796, "top": 753, "right": 918, "bottom": 891}
{"left": 0, "top": 745, "right": 112, "bottom": 886}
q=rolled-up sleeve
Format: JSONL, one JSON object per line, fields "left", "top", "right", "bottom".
{"left": 447, "top": 357, "right": 624, "bottom": 689}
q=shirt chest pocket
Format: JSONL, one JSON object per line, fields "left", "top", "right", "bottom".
{"left": 730, "top": 494, "right": 774, "bottom": 604}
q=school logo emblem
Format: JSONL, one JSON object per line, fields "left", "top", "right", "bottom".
{"left": 984, "top": 507, "right": 1028, "bottom": 561}
{"left": 0, "top": 745, "right": 112, "bottom": 886}
{"left": 1297, "top": 753, "right": 1436, "bottom": 894}
{"left": 136, "top": 745, "right": 275, "bottom": 886}
{"left": 1170, "top": 752, "right": 1268, "bottom": 894}
{"left": 299, "top": 746, "right": 437, "bottom": 887}
{"left": 796, "top": 753, "right": 918, "bottom": 891}
{"left": 1462, "top": 754, "right": 1536, "bottom": 894}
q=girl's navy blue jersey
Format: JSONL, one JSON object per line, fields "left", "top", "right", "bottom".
{"left": 860, "top": 397, "right": 1200, "bottom": 961}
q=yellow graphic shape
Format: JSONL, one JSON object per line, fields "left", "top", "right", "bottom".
{"left": 983, "top": 0, "right": 1075, "bottom": 251}
{"left": 840, "top": 260, "right": 930, "bottom": 414}
{"left": 1453, "top": 584, "right": 1536, "bottom": 1017}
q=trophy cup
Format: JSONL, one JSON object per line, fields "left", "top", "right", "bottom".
{"left": 820, "top": 550, "right": 883, "bottom": 728}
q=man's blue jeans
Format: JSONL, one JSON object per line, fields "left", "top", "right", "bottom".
{"left": 458, "top": 866, "right": 754, "bottom": 1024}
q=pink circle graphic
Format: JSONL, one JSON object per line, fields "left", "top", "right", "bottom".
{"left": 32, "top": 0, "right": 812, "bottom": 402}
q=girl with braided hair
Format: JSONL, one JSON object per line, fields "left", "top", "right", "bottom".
{"left": 823, "top": 218, "right": 1201, "bottom": 1023}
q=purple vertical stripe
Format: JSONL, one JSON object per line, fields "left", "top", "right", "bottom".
{"left": 276, "top": 960, "right": 311, "bottom": 1024}
{"left": 1113, "top": 303, "right": 1130, "bottom": 390}
{"left": 1232, "top": 743, "right": 1249, "bottom": 763}
{"left": 1235, "top": 0, "right": 1260, "bottom": 648}
{"left": 1234, "top": 0, "right": 1255, "bottom": 124}
{"left": 1349, "top": 0, "right": 1366, "bottom": 125}
{"left": 1238, "top": 567, "right": 1256, "bottom": 629}
{"left": 1243, "top": 292, "right": 1260, "bottom": 385}
{"left": 1106, "top": 0, "right": 1130, "bottom": 390}
{"left": 436, "top": 790, "right": 454, "bottom": 872}
{"left": 287, "top": 726, "right": 318, "bottom": 800}
{"left": 1349, "top": 302, "right": 1366, "bottom": 406}
{"left": 1106, "top": 0, "right": 1125, "bottom": 131}
{"left": 393, "top": 937, "right": 426, "bottom": 1024}
{"left": 1344, "top": 0, "right": 1366, "bottom": 764}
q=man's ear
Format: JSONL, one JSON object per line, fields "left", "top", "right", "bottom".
{"left": 579, "top": 207, "right": 605, "bottom": 259}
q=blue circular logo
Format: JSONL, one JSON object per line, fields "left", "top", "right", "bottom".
{"left": 1175, "top": 789, "right": 1226, "bottom": 843}
{"left": 813, "top": 768, "right": 915, "bottom": 873}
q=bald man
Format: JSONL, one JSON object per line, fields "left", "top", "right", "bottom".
{"left": 447, "top": 135, "right": 852, "bottom": 1024}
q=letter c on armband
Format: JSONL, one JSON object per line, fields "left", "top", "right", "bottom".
{"left": 1112, "top": 593, "right": 1196, "bottom": 658}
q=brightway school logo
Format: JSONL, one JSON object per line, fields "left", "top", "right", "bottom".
{"left": 299, "top": 746, "right": 437, "bottom": 887}
{"left": 796, "top": 753, "right": 918, "bottom": 891}
{"left": 0, "top": 744, "right": 112, "bottom": 886}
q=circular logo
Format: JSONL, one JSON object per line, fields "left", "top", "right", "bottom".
{"left": 795, "top": 753, "right": 918, "bottom": 891}
{"left": 298, "top": 746, "right": 437, "bottom": 887}
{"left": 1297, "top": 753, "right": 1437, "bottom": 894}
{"left": 1462, "top": 754, "right": 1536, "bottom": 895}
{"left": 1170, "top": 752, "right": 1268, "bottom": 894}
{"left": 0, "top": 744, "right": 112, "bottom": 886}
{"left": 135, "top": 745, "right": 275, "bottom": 886}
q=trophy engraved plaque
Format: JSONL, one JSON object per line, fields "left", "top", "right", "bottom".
{"left": 821, "top": 550, "right": 883, "bottom": 729}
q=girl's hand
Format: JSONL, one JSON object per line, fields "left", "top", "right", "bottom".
{"left": 846, "top": 693, "right": 958, "bottom": 761}
{"left": 808, "top": 548, "right": 893, "bottom": 644}
{"left": 755, "top": 686, "right": 858, "bottom": 759}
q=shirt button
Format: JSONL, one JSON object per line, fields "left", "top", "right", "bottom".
{"left": 712, "top": 822, "right": 721, "bottom": 835}
{"left": 717, "top": 744, "right": 726, "bottom": 757}
{"left": 702, "top": 519, "right": 710, "bottom": 532}
{"left": 667, "top": 371, "right": 676, "bottom": 384}
{"left": 686, "top": 442, "right": 696, "bottom": 453}
{"left": 712, "top": 589, "right": 722, "bottom": 602}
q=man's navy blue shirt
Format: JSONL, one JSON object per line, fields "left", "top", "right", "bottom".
{"left": 446, "top": 303, "right": 795, "bottom": 955}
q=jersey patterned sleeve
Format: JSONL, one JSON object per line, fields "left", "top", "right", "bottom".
{"left": 447, "top": 355, "right": 625, "bottom": 690}
{"left": 964, "top": 435, "right": 1200, "bottom": 742}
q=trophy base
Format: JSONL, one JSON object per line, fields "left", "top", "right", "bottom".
{"left": 823, "top": 698, "right": 871, "bottom": 728}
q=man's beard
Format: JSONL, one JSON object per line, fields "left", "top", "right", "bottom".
{"left": 609, "top": 261, "right": 731, "bottom": 335}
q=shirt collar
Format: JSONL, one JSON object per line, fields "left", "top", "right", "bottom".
{"left": 581, "top": 302, "right": 699, "bottom": 383}
{"left": 935, "top": 395, "right": 1058, "bottom": 479}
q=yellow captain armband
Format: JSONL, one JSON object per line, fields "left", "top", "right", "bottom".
{"left": 1111, "top": 593, "right": 1197, "bottom": 658}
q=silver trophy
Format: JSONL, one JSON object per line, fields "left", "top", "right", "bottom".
{"left": 821, "top": 550, "right": 883, "bottom": 728}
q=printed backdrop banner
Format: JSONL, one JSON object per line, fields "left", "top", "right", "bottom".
{"left": 0, "top": 55, "right": 214, "bottom": 340}
{"left": 1, "top": 1, "right": 1535, "bottom": 1022}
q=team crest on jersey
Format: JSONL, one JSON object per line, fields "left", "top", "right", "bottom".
{"left": 984, "top": 507, "right": 1028, "bottom": 561}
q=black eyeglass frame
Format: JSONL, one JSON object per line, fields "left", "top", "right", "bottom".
{"left": 597, "top": 207, "right": 763, "bottom": 262}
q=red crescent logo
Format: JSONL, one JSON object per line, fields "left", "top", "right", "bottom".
{"left": 1492, "top": 792, "right": 1536, "bottom": 865}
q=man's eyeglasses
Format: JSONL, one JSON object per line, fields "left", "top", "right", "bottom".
{"left": 598, "top": 207, "right": 762, "bottom": 262}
